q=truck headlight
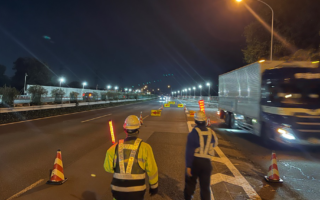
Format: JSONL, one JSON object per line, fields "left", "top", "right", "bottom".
{"left": 277, "top": 128, "right": 296, "bottom": 140}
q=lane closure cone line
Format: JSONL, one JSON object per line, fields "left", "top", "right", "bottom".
{"left": 265, "top": 151, "right": 283, "bottom": 183}
{"left": 47, "top": 149, "right": 68, "bottom": 185}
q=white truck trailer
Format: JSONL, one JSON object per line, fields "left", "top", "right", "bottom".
{"left": 218, "top": 60, "right": 320, "bottom": 145}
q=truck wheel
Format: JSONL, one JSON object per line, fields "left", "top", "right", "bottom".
{"left": 230, "top": 114, "right": 238, "bottom": 129}
{"left": 224, "top": 112, "right": 231, "bottom": 128}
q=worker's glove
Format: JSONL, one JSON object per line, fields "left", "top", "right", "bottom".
{"left": 149, "top": 186, "right": 158, "bottom": 196}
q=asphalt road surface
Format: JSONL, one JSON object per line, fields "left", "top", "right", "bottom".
{"left": 1, "top": 99, "right": 319, "bottom": 200}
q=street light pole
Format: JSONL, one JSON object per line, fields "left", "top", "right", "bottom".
{"left": 199, "top": 85, "right": 202, "bottom": 96}
{"left": 24, "top": 73, "right": 28, "bottom": 95}
{"left": 256, "top": 0, "right": 274, "bottom": 61}
{"left": 237, "top": 0, "right": 273, "bottom": 60}
{"left": 206, "top": 82, "right": 210, "bottom": 97}
{"left": 193, "top": 87, "right": 196, "bottom": 97}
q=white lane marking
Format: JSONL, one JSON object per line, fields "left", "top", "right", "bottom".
{"left": 0, "top": 101, "right": 145, "bottom": 127}
{"left": 81, "top": 114, "right": 112, "bottom": 123}
{"left": 186, "top": 120, "right": 261, "bottom": 200}
{"left": 210, "top": 189, "right": 215, "bottom": 200}
{"left": 6, "top": 179, "right": 44, "bottom": 200}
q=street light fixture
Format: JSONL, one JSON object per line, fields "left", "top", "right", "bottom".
{"left": 59, "top": 78, "right": 65, "bottom": 87}
{"left": 237, "top": 0, "right": 274, "bottom": 61}
{"left": 115, "top": 86, "right": 118, "bottom": 92}
{"left": 82, "top": 82, "right": 87, "bottom": 89}
{"left": 107, "top": 85, "right": 111, "bottom": 90}
{"left": 188, "top": 88, "right": 191, "bottom": 96}
{"left": 206, "top": 82, "right": 210, "bottom": 97}
{"left": 199, "top": 85, "right": 202, "bottom": 96}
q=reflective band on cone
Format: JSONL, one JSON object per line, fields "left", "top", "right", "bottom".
{"left": 47, "top": 149, "right": 67, "bottom": 185}
{"left": 207, "top": 117, "right": 211, "bottom": 126}
{"left": 264, "top": 151, "right": 283, "bottom": 183}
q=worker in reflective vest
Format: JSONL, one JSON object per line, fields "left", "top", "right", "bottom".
{"left": 104, "top": 115, "right": 158, "bottom": 200}
{"left": 184, "top": 111, "right": 218, "bottom": 200}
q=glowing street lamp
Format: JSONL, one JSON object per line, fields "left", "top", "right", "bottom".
{"left": 82, "top": 82, "right": 87, "bottom": 89}
{"left": 199, "top": 85, "right": 202, "bottom": 96}
{"left": 236, "top": 0, "right": 274, "bottom": 61}
{"left": 115, "top": 86, "right": 118, "bottom": 91}
{"left": 193, "top": 87, "right": 196, "bottom": 96}
{"left": 107, "top": 85, "right": 111, "bottom": 90}
{"left": 188, "top": 88, "right": 191, "bottom": 96}
{"left": 206, "top": 82, "right": 210, "bottom": 97}
{"left": 59, "top": 78, "right": 65, "bottom": 87}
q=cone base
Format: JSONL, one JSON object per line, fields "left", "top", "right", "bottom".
{"left": 46, "top": 178, "right": 68, "bottom": 185}
{"left": 264, "top": 176, "right": 283, "bottom": 183}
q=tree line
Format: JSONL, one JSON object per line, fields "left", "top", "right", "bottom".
{"left": 242, "top": 0, "right": 320, "bottom": 63}
{"left": 0, "top": 57, "right": 85, "bottom": 92}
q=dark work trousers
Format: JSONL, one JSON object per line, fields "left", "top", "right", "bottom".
{"left": 112, "top": 190, "right": 146, "bottom": 200}
{"left": 184, "top": 157, "right": 213, "bottom": 200}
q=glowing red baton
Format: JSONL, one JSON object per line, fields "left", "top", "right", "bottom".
{"left": 109, "top": 120, "right": 116, "bottom": 144}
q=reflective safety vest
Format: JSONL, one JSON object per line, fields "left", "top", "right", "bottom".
{"left": 104, "top": 137, "right": 158, "bottom": 193}
{"left": 194, "top": 127, "right": 218, "bottom": 159}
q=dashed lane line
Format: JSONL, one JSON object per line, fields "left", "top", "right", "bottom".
{"left": 81, "top": 114, "right": 112, "bottom": 123}
{"left": 186, "top": 120, "right": 261, "bottom": 200}
{"left": 6, "top": 179, "right": 44, "bottom": 200}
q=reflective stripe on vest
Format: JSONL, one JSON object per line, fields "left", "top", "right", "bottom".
{"left": 194, "top": 128, "right": 216, "bottom": 159}
{"left": 118, "top": 138, "right": 142, "bottom": 174}
{"left": 113, "top": 173, "right": 146, "bottom": 180}
{"left": 111, "top": 185, "right": 146, "bottom": 192}
{"left": 112, "top": 138, "right": 145, "bottom": 192}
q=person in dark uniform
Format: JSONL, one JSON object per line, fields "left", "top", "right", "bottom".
{"left": 184, "top": 111, "right": 218, "bottom": 200}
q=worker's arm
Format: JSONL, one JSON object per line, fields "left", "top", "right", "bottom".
{"left": 103, "top": 143, "right": 117, "bottom": 173}
{"left": 142, "top": 142, "right": 158, "bottom": 190}
{"left": 185, "top": 128, "right": 197, "bottom": 169}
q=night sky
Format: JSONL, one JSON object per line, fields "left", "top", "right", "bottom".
{"left": 0, "top": 0, "right": 252, "bottom": 94}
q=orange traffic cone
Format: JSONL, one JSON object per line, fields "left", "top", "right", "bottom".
{"left": 265, "top": 151, "right": 283, "bottom": 183}
{"left": 207, "top": 117, "right": 211, "bottom": 126}
{"left": 140, "top": 112, "right": 143, "bottom": 125}
{"left": 47, "top": 149, "right": 67, "bottom": 185}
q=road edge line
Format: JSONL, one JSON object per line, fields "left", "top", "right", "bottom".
{"left": 6, "top": 179, "right": 44, "bottom": 200}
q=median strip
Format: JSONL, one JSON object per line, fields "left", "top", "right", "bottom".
{"left": 81, "top": 114, "right": 112, "bottom": 123}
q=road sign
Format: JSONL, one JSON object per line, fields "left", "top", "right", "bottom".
{"left": 178, "top": 104, "right": 184, "bottom": 107}
{"left": 189, "top": 110, "right": 195, "bottom": 117}
{"left": 168, "top": 101, "right": 175, "bottom": 104}
{"left": 164, "top": 104, "right": 170, "bottom": 107}
{"left": 151, "top": 110, "right": 161, "bottom": 116}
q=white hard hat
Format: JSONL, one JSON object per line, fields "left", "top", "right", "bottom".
{"left": 194, "top": 111, "right": 207, "bottom": 122}
{"left": 123, "top": 115, "right": 140, "bottom": 130}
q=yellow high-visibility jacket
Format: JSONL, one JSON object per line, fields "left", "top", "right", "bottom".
{"left": 104, "top": 140, "right": 158, "bottom": 187}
